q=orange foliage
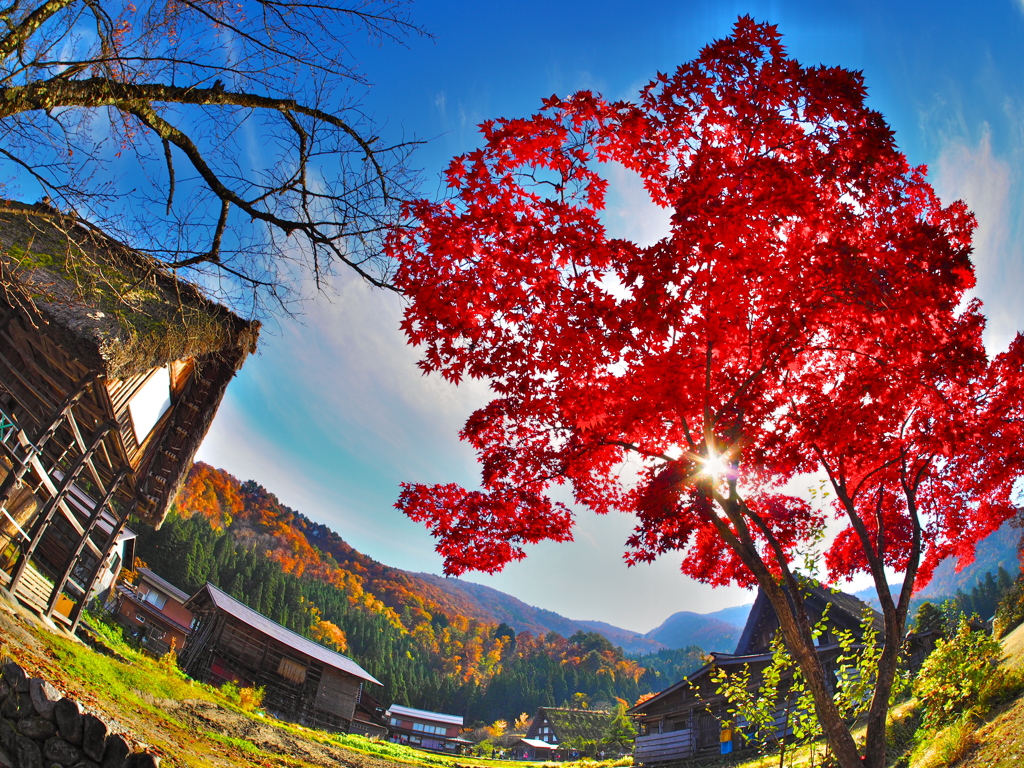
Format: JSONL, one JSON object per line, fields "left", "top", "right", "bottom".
{"left": 172, "top": 462, "right": 643, "bottom": 687}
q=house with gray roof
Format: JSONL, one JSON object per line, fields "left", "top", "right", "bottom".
{"left": 386, "top": 704, "right": 468, "bottom": 752}
{"left": 179, "top": 582, "right": 386, "bottom": 735}
{"left": 114, "top": 566, "right": 194, "bottom": 655}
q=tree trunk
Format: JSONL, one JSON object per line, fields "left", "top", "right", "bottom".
{"left": 759, "top": 579, "right": 865, "bottom": 768}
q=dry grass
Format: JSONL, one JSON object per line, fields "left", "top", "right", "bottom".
{"left": 910, "top": 712, "right": 978, "bottom": 768}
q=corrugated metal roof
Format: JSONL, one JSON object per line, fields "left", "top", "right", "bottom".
{"left": 388, "top": 704, "right": 464, "bottom": 726}
{"left": 196, "top": 583, "right": 381, "bottom": 685}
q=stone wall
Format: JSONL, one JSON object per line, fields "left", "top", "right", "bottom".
{"left": 0, "top": 660, "right": 159, "bottom": 768}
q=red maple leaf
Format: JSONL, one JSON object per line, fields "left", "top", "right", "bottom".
{"left": 387, "top": 17, "right": 1024, "bottom": 768}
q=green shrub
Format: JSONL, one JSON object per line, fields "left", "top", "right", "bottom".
{"left": 978, "top": 665, "right": 1024, "bottom": 711}
{"left": 218, "top": 681, "right": 265, "bottom": 712}
{"left": 914, "top": 616, "right": 1001, "bottom": 728}
{"left": 994, "top": 578, "right": 1024, "bottom": 639}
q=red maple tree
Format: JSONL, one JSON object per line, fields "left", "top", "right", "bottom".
{"left": 388, "top": 18, "right": 1024, "bottom": 767}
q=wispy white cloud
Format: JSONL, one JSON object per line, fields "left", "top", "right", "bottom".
{"left": 933, "top": 125, "right": 1023, "bottom": 354}
{"left": 600, "top": 161, "right": 672, "bottom": 247}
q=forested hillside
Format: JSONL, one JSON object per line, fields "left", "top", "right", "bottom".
{"left": 134, "top": 463, "right": 705, "bottom": 722}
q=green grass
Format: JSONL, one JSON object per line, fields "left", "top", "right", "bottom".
{"left": 8, "top": 610, "right": 644, "bottom": 768}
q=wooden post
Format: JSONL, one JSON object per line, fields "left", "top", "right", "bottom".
{"left": 48, "top": 468, "right": 128, "bottom": 622}
{"left": 8, "top": 421, "right": 114, "bottom": 595}
{"left": 0, "top": 374, "right": 98, "bottom": 509}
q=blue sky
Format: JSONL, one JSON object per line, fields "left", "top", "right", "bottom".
{"left": 198, "top": 0, "right": 1024, "bottom": 633}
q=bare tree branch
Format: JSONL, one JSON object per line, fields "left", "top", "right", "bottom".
{"left": 0, "top": 0, "right": 426, "bottom": 315}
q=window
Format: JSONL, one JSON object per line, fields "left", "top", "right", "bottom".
{"left": 144, "top": 590, "right": 167, "bottom": 610}
{"left": 128, "top": 367, "right": 172, "bottom": 443}
{"left": 277, "top": 656, "right": 307, "bottom": 684}
{"left": 412, "top": 722, "right": 447, "bottom": 735}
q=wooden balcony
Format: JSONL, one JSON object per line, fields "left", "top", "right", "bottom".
{"left": 634, "top": 729, "right": 694, "bottom": 764}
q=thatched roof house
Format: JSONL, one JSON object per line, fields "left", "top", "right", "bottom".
{"left": 629, "top": 585, "right": 937, "bottom": 765}
{"left": 0, "top": 201, "right": 258, "bottom": 628}
{"left": 526, "top": 707, "right": 615, "bottom": 746}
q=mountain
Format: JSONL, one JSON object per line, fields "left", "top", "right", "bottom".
{"left": 643, "top": 610, "right": 744, "bottom": 653}
{"left": 849, "top": 521, "right": 1021, "bottom": 608}
{"left": 704, "top": 603, "right": 753, "bottom": 628}
{"left": 136, "top": 462, "right": 715, "bottom": 723}
{"left": 917, "top": 520, "right": 1020, "bottom": 600}
{"left": 410, "top": 572, "right": 664, "bottom": 654}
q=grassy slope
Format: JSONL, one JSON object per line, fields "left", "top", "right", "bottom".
{"left": 8, "top": 586, "right": 1024, "bottom": 768}
{"left": 0, "top": 596, "right": 602, "bottom": 768}
{"left": 955, "top": 622, "right": 1024, "bottom": 768}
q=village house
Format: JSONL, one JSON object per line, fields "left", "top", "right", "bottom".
{"left": 629, "top": 585, "right": 939, "bottom": 764}
{"left": 179, "top": 583, "right": 387, "bottom": 735}
{"left": 0, "top": 201, "right": 258, "bottom": 630}
{"left": 526, "top": 706, "right": 615, "bottom": 750}
{"left": 386, "top": 704, "right": 467, "bottom": 752}
{"left": 113, "top": 566, "right": 194, "bottom": 655}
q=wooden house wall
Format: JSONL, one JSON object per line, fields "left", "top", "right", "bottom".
{"left": 0, "top": 309, "right": 128, "bottom": 498}
{"left": 182, "top": 609, "right": 363, "bottom": 733}
{"left": 1, "top": 308, "right": 139, "bottom": 626}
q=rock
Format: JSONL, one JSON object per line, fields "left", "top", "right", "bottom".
{"left": 0, "top": 743, "right": 13, "bottom": 768}
{"left": 82, "top": 715, "right": 108, "bottom": 762}
{"left": 14, "top": 733, "right": 43, "bottom": 768}
{"left": 124, "top": 753, "right": 160, "bottom": 768}
{"left": 71, "top": 760, "right": 101, "bottom": 768}
{"left": 44, "top": 735, "right": 84, "bottom": 766}
{"left": 0, "top": 676, "right": 8, "bottom": 700}
{"left": 29, "top": 677, "right": 60, "bottom": 720}
{"left": 1, "top": 690, "right": 32, "bottom": 719}
{"left": 55, "top": 697, "right": 84, "bottom": 745}
{"left": 17, "top": 715, "right": 57, "bottom": 740}
{"left": 1, "top": 662, "right": 28, "bottom": 693}
{"left": 101, "top": 734, "right": 130, "bottom": 768}
{"left": 0, "top": 716, "right": 15, "bottom": 750}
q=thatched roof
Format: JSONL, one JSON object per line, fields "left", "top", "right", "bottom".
{"left": 0, "top": 201, "right": 258, "bottom": 379}
{"left": 531, "top": 708, "right": 614, "bottom": 742}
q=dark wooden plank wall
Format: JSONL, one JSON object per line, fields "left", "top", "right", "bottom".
{"left": 186, "top": 611, "right": 360, "bottom": 732}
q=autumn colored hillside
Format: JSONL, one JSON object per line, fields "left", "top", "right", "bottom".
{"left": 171, "top": 463, "right": 667, "bottom": 647}
{"left": 135, "top": 462, "right": 705, "bottom": 722}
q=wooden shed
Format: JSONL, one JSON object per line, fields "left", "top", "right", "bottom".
{"left": 180, "top": 583, "right": 385, "bottom": 734}
{"left": 0, "top": 201, "right": 258, "bottom": 629}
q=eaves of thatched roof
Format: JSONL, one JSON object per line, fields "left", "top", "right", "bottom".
{"left": 0, "top": 201, "right": 258, "bottom": 379}
{"left": 536, "top": 707, "right": 614, "bottom": 742}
